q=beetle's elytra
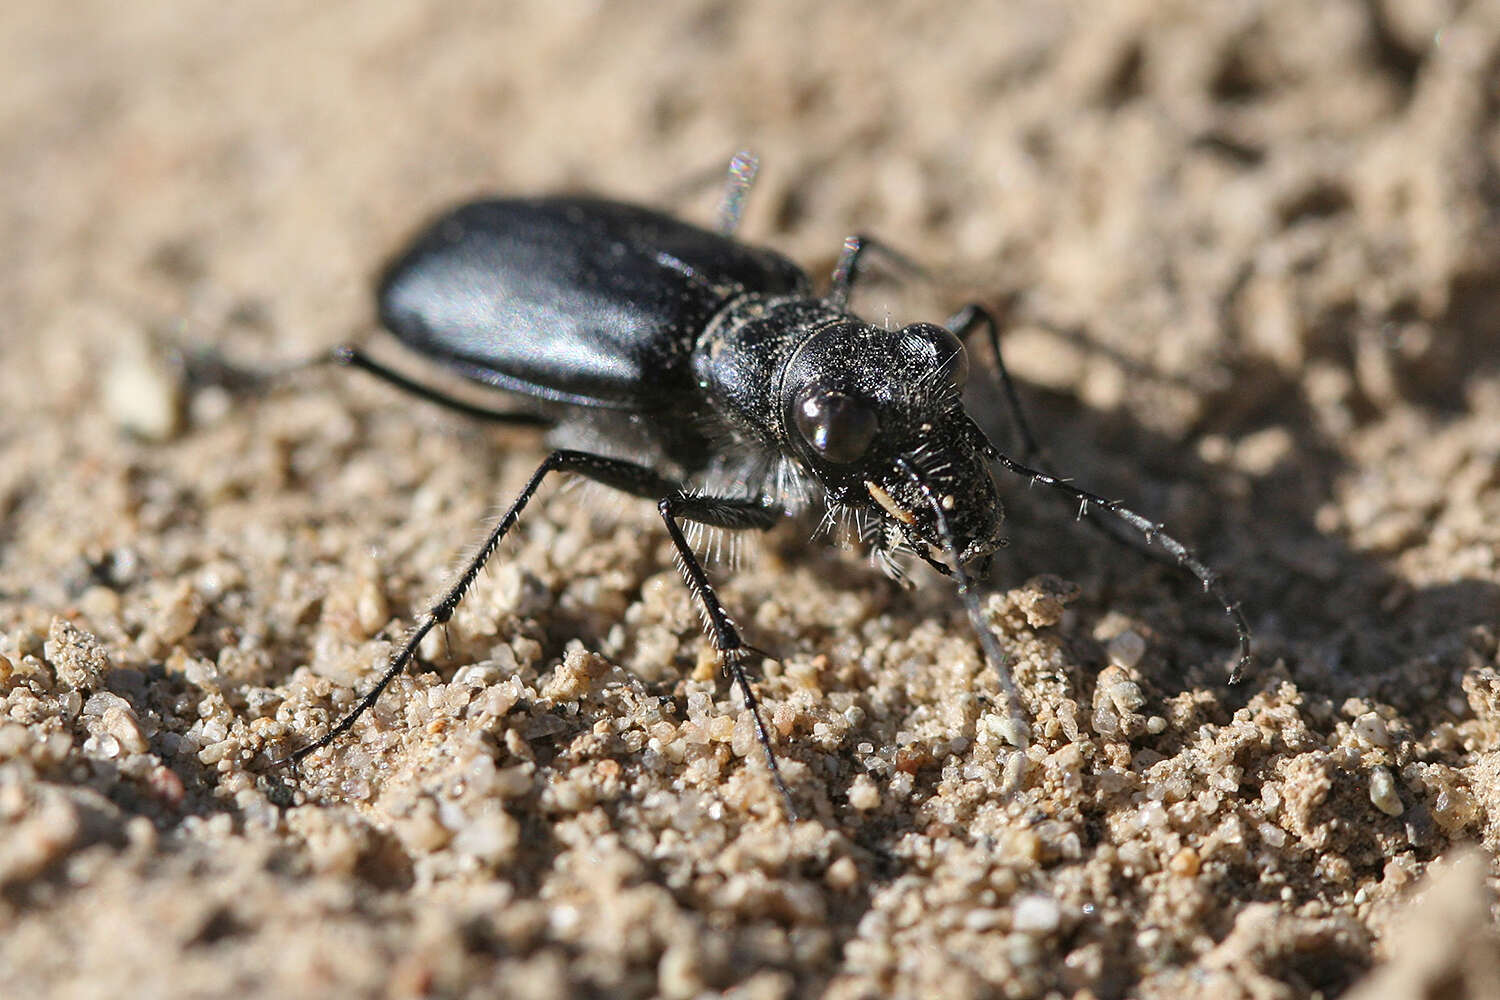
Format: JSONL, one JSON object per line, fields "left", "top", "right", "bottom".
{"left": 286, "top": 154, "right": 1251, "bottom": 816}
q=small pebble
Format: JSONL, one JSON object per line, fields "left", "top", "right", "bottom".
{"left": 963, "top": 909, "right": 1005, "bottom": 932}
{"left": 1107, "top": 629, "right": 1147, "bottom": 669}
{"left": 847, "top": 774, "right": 880, "bottom": 811}
{"left": 1168, "top": 847, "right": 1201, "bottom": 877}
{"left": 147, "top": 581, "right": 202, "bottom": 651}
{"left": 1100, "top": 667, "right": 1146, "bottom": 714}
{"left": 0, "top": 724, "right": 31, "bottom": 759}
{"left": 101, "top": 705, "right": 149, "bottom": 755}
{"left": 825, "top": 856, "right": 859, "bottom": 891}
{"left": 983, "top": 712, "right": 1031, "bottom": 748}
{"left": 1369, "top": 766, "right": 1403, "bottom": 816}
{"left": 1012, "top": 893, "right": 1062, "bottom": 935}
{"left": 104, "top": 335, "right": 183, "bottom": 441}
{"left": 657, "top": 943, "right": 705, "bottom": 1000}
{"left": 355, "top": 578, "right": 389, "bottom": 637}
{"left": 707, "top": 713, "right": 735, "bottom": 743}
{"left": 44, "top": 618, "right": 109, "bottom": 691}
{"left": 1353, "top": 712, "right": 1391, "bottom": 748}
{"left": 453, "top": 810, "right": 520, "bottom": 868}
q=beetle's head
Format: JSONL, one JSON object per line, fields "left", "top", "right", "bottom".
{"left": 780, "top": 320, "right": 1004, "bottom": 569}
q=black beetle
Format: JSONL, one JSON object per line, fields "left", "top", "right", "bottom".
{"left": 286, "top": 154, "right": 1250, "bottom": 815}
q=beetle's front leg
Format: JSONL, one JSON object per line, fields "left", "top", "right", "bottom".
{"left": 656, "top": 493, "right": 780, "bottom": 653}
{"left": 656, "top": 492, "right": 795, "bottom": 815}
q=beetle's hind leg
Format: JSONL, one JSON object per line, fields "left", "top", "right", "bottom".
{"left": 714, "top": 150, "right": 760, "bottom": 237}
{"left": 175, "top": 343, "right": 555, "bottom": 427}
{"left": 282, "top": 449, "right": 602, "bottom": 766}
{"left": 656, "top": 150, "right": 760, "bottom": 236}
{"left": 329, "top": 345, "right": 553, "bottom": 426}
{"left": 282, "top": 448, "right": 797, "bottom": 816}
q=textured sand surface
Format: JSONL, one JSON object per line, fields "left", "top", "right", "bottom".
{"left": 3, "top": 3, "right": 1500, "bottom": 998}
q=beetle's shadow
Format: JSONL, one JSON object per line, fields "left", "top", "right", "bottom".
{"left": 963, "top": 339, "right": 1497, "bottom": 729}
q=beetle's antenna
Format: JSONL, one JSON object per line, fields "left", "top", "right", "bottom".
{"left": 896, "top": 458, "right": 1031, "bottom": 747}
{"left": 982, "top": 446, "right": 1252, "bottom": 682}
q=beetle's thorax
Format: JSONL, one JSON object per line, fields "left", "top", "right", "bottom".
{"left": 692, "top": 294, "right": 853, "bottom": 447}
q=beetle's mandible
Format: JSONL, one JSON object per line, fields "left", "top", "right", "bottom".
{"left": 283, "top": 154, "right": 1252, "bottom": 816}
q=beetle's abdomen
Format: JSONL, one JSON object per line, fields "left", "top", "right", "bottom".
{"left": 378, "top": 198, "right": 810, "bottom": 410}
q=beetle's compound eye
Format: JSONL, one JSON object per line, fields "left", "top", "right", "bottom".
{"left": 794, "top": 388, "right": 878, "bottom": 464}
{"left": 933, "top": 328, "right": 969, "bottom": 388}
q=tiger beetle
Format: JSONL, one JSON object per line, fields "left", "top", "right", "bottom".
{"left": 282, "top": 153, "right": 1251, "bottom": 817}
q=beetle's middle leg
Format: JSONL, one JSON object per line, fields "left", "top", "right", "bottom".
{"left": 827, "top": 233, "right": 926, "bottom": 310}
{"left": 827, "top": 236, "right": 1041, "bottom": 463}
{"left": 944, "top": 303, "right": 1042, "bottom": 463}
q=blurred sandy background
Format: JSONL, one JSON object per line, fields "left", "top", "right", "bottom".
{"left": 3, "top": 2, "right": 1500, "bottom": 998}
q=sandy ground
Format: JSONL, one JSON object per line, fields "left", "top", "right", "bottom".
{"left": 3, "top": 2, "right": 1500, "bottom": 998}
